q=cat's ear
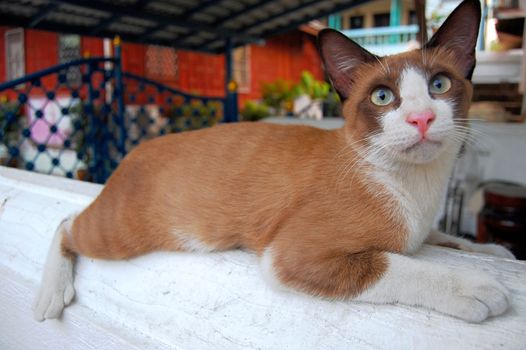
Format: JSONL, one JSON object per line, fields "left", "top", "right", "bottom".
{"left": 424, "top": 0, "right": 481, "bottom": 80}
{"left": 317, "top": 28, "right": 378, "bottom": 100}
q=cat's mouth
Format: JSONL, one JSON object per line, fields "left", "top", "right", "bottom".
{"left": 404, "top": 139, "right": 443, "bottom": 153}
{"left": 398, "top": 138, "right": 444, "bottom": 163}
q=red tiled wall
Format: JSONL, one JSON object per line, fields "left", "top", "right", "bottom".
{"left": 123, "top": 31, "right": 323, "bottom": 103}
{"left": 238, "top": 32, "right": 324, "bottom": 107}
{"left": 0, "top": 28, "right": 324, "bottom": 109}
{"left": 24, "top": 30, "right": 58, "bottom": 92}
{"left": 25, "top": 30, "right": 58, "bottom": 74}
{"left": 121, "top": 42, "right": 146, "bottom": 76}
{"left": 82, "top": 37, "right": 104, "bottom": 57}
{"left": 177, "top": 50, "right": 225, "bottom": 97}
{"left": 0, "top": 29, "right": 105, "bottom": 86}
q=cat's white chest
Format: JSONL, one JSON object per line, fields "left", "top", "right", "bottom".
{"left": 397, "top": 184, "right": 438, "bottom": 253}
{"left": 372, "top": 159, "right": 453, "bottom": 254}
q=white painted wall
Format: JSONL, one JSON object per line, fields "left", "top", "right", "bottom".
{"left": 1, "top": 166, "right": 526, "bottom": 349}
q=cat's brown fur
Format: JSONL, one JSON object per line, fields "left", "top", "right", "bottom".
{"left": 33, "top": 0, "right": 515, "bottom": 320}
{"left": 63, "top": 46, "right": 474, "bottom": 297}
{"left": 35, "top": 0, "right": 516, "bottom": 324}
{"left": 63, "top": 122, "right": 405, "bottom": 297}
{"left": 60, "top": 3, "right": 479, "bottom": 299}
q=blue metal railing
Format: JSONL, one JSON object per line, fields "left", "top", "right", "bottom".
{"left": 0, "top": 43, "right": 231, "bottom": 183}
{"left": 0, "top": 57, "right": 118, "bottom": 91}
{"left": 343, "top": 24, "right": 419, "bottom": 51}
{"left": 122, "top": 72, "right": 226, "bottom": 146}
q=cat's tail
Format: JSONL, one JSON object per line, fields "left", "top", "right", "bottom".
{"left": 33, "top": 215, "right": 77, "bottom": 321}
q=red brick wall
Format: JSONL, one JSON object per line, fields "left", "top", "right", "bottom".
{"left": 81, "top": 37, "right": 104, "bottom": 57}
{"left": 121, "top": 42, "right": 147, "bottom": 76}
{"left": 123, "top": 31, "right": 323, "bottom": 103}
{"left": 25, "top": 30, "right": 58, "bottom": 92}
{"left": 0, "top": 29, "right": 105, "bottom": 87}
{"left": 177, "top": 50, "right": 225, "bottom": 97}
{"left": 25, "top": 30, "right": 58, "bottom": 74}
{"left": 0, "top": 28, "right": 324, "bottom": 109}
{"left": 0, "top": 28, "right": 60, "bottom": 85}
{"left": 238, "top": 31, "right": 324, "bottom": 107}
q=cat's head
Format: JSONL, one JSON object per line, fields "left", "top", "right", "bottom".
{"left": 318, "top": 0, "right": 480, "bottom": 165}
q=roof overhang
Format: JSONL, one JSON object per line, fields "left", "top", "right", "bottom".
{"left": 0, "top": 0, "right": 372, "bottom": 53}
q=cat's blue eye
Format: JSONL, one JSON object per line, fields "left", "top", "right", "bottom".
{"left": 370, "top": 87, "right": 395, "bottom": 106}
{"left": 429, "top": 74, "right": 451, "bottom": 94}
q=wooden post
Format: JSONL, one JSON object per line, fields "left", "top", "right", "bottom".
{"left": 224, "top": 38, "right": 238, "bottom": 122}
{"left": 414, "top": 0, "right": 427, "bottom": 44}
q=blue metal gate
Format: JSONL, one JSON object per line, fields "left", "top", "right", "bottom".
{"left": 0, "top": 41, "right": 234, "bottom": 183}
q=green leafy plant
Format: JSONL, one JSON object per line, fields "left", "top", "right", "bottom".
{"left": 261, "top": 79, "right": 295, "bottom": 115}
{"left": 293, "top": 71, "right": 331, "bottom": 100}
{"left": 240, "top": 100, "right": 270, "bottom": 121}
{"left": 0, "top": 102, "right": 22, "bottom": 140}
{"left": 0, "top": 100, "right": 24, "bottom": 165}
{"left": 291, "top": 71, "right": 337, "bottom": 119}
{"left": 167, "top": 99, "right": 221, "bottom": 132}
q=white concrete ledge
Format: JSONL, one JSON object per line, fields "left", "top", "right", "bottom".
{"left": 1, "top": 166, "right": 526, "bottom": 350}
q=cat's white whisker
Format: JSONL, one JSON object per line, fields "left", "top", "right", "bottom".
{"left": 334, "top": 136, "right": 371, "bottom": 160}
{"left": 452, "top": 126, "right": 489, "bottom": 146}
{"left": 373, "top": 55, "right": 389, "bottom": 75}
{"left": 337, "top": 143, "right": 371, "bottom": 187}
{"left": 454, "top": 117, "right": 485, "bottom": 122}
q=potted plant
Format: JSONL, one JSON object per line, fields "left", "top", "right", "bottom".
{"left": 292, "top": 71, "right": 330, "bottom": 120}
{"left": 240, "top": 100, "right": 270, "bottom": 121}
{"left": 261, "top": 79, "right": 295, "bottom": 116}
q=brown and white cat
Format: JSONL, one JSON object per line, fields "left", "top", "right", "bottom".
{"left": 34, "top": 0, "right": 514, "bottom": 323}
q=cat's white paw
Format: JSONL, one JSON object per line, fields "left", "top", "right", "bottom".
{"left": 467, "top": 243, "right": 516, "bottom": 260}
{"left": 33, "top": 217, "right": 76, "bottom": 321}
{"left": 438, "top": 271, "right": 510, "bottom": 323}
{"left": 33, "top": 276, "right": 75, "bottom": 321}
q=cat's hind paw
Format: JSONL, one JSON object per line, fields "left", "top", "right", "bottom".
{"left": 33, "top": 216, "right": 77, "bottom": 321}
{"left": 33, "top": 284, "right": 75, "bottom": 321}
{"left": 33, "top": 278, "right": 75, "bottom": 321}
{"left": 441, "top": 272, "right": 510, "bottom": 323}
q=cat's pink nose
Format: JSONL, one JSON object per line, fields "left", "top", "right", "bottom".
{"left": 406, "top": 110, "right": 435, "bottom": 136}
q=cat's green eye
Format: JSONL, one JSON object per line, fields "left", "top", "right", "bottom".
{"left": 370, "top": 87, "right": 395, "bottom": 106}
{"left": 429, "top": 74, "right": 451, "bottom": 94}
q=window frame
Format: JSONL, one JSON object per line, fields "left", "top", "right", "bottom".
{"left": 233, "top": 46, "right": 251, "bottom": 94}
{"left": 5, "top": 28, "right": 25, "bottom": 81}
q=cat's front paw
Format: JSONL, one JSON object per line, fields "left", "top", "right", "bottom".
{"left": 467, "top": 243, "right": 516, "bottom": 260}
{"left": 440, "top": 272, "right": 510, "bottom": 323}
